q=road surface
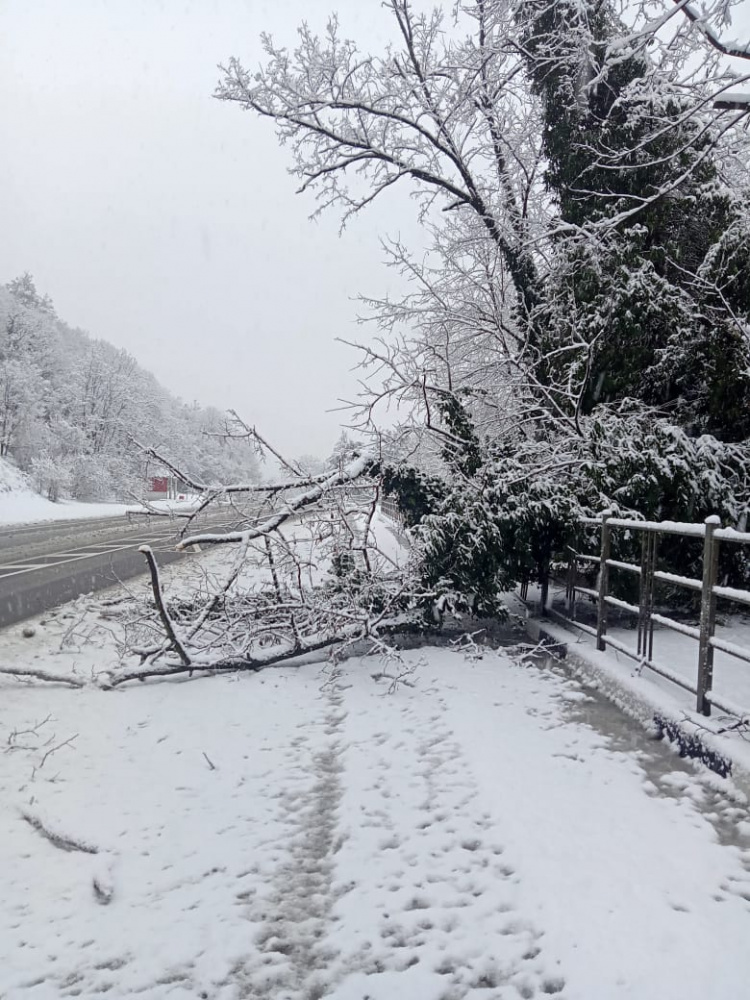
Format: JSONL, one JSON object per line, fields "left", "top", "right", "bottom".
{"left": 0, "top": 511, "right": 232, "bottom": 629}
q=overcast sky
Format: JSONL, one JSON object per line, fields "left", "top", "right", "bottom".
{"left": 0, "top": 0, "right": 423, "bottom": 459}
{"left": 1, "top": 1, "right": 749, "bottom": 459}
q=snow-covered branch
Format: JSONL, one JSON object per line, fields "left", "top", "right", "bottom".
{"left": 175, "top": 450, "right": 379, "bottom": 550}
{"left": 107, "top": 425, "right": 429, "bottom": 684}
{"left": 672, "top": 0, "right": 750, "bottom": 61}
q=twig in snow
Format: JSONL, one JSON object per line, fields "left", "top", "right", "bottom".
{"left": 21, "top": 809, "right": 98, "bottom": 854}
{"left": 202, "top": 751, "right": 217, "bottom": 771}
{"left": 93, "top": 873, "right": 115, "bottom": 905}
{"left": 36, "top": 734, "right": 78, "bottom": 773}
{"left": 684, "top": 711, "right": 750, "bottom": 742}
{"left": 449, "top": 629, "right": 486, "bottom": 661}
{"left": 0, "top": 666, "right": 85, "bottom": 687}
{"left": 369, "top": 644, "right": 419, "bottom": 693}
{"left": 6, "top": 714, "right": 53, "bottom": 751}
{"left": 370, "top": 668, "right": 417, "bottom": 692}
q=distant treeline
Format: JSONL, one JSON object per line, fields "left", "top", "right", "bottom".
{"left": 0, "top": 274, "right": 258, "bottom": 500}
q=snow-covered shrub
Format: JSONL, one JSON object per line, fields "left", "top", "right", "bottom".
{"left": 386, "top": 402, "right": 750, "bottom": 612}
{"left": 29, "top": 452, "right": 71, "bottom": 502}
{"left": 385, "top": 398, "right": 583, "bottom": 614}
{"left": 582, "top": 409, "right": 750, "bottom": 596}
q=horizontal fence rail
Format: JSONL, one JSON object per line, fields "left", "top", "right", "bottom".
{"left": 558, "top": 513, "right": 750, "bottom": 719}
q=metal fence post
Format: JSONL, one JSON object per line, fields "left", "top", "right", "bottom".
{"left": 636, "top": 530, "right": 659, "bottom": 663}
{"left": 697, "top": 515, "right": 721, "bottom": 717}
{"left": 565, "top": 545, "right": 577, "bottom": 621}
{"left": 647, "top": 533, "right": 659, "bottom": 663}
{"left": 596, "top": 513, "right": 611, "bottom": 652}
{"left": 637, "top": 531, "right": 649, "bottom": 658}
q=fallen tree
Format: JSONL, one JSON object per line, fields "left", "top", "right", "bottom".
{"left": 107, "top": 427, "right": 439, "bottom": 685}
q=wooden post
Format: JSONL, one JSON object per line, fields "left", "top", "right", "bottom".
{"left": 697, "top": 516, "right": 721, "bottom": 716}
{"left": 596, "top": 513, "right": 612, "bottom": 652}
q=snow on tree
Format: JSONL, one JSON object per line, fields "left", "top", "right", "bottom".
{"left": 111, "top": 428, "right": 430, "bottom": 684}
{"left": 215, "top": 0, "right": 750, "bottom": 604}
{"left": 5, "top": 272, "right": 56, "bottom": 316}
{"left": 0, "top": 279, "right": 261, "bottom": 501}
{"left": 519, "top": 0, "right": 750, "bottom": 439}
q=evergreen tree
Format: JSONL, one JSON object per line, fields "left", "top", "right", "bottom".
{"left": 521, "top": 0, "right": 750, "bottom": 440}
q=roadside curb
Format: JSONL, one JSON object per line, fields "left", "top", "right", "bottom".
{"left": 524, "top": 613, "right": 750, "bottom": 798}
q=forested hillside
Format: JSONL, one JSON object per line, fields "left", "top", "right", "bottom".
{"left": 0, "top": 274, "right": 258, "bottom": 500}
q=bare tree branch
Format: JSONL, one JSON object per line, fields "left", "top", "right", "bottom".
{"left": 139, "top": 545, "right": 192, "bottom": 667}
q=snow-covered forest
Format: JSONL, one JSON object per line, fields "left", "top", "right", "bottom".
{"left": 0, "top": 273, "right": 259, "bottom": 501}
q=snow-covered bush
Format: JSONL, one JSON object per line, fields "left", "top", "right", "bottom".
{"left": 385, "top": 400, "right": 750, "bottom": 611}
{"left": 29, "top": 452, "right": 71, "bottom": 502}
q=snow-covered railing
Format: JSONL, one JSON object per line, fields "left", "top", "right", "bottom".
{"left": 380, "top": 496, "right": 404, "bottom": 526}
{"left": 561, "top": 513, "right": 750, "bottom": 719}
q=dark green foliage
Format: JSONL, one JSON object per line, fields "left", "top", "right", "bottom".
{"left": 413, "top": 455, "right": 580, "bottom": 614}
{"left": 522, "top": 0, "right": 750, "bottom": 441}
{"left": 581, "top": 412, "right": 750, "bottom": 600}
{"left": 389, "top": 4, "right": 750, "bottom": 613}
{"left": 386, "top": 398, "right": 582, "bottom": 614}
{"left": 436, "top": 390, "right": 483, "bottom": 477}
{"left": 382, "top": 464, "right": 445, "bottom": 529}
{"left": 389, "top": 399, "right": 750, "bottom": 613}
{"left": 584, "top": 411, "right": 749, "bottom": 526}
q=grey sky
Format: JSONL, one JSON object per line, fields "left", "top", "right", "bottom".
{"left": 0, "top": 0, "right": 419, "bottom": 459}
{"left": 1, "top": 2, "right": 749, "bottom": 459}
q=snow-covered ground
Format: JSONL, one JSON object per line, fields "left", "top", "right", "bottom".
{"left": 0, "top": 456, "right": 208, "bottom": 526}
{"left": 0, "top": 493, "right": 129, "bottom": 526}
{"left": 1, "top": 573, "right": 750, "bottom": 998}
{"left": 0, "top": 457, "right": 129, "bottom": 526}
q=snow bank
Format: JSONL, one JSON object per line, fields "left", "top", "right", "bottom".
{"left": 0, "top": 457, "right": 129, "bottom": 526}
{"left": 0, "top": 456, "right": 28, "bottom": 494}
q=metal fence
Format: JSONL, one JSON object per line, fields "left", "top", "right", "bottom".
{"left": 557, "top": 514, "right": 750, "bottom": 718}
{"left": 380, "top": 496, "right": 405, "bottom": 525}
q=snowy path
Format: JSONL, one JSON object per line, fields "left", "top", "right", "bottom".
{"left": 2, "top": 649, "right": 750, "bottom": 999}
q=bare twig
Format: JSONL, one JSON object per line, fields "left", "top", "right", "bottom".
{"left": 176, "top": 449, "right": 378, "bottom": 549}
{"left": 21, "top": 809, "right": 98, "bottom": 854}
{"left": 6, "top": 714, "right": 53, "bottom": 750}
{"left": 37, "top": 734, "right": 78, "bottom": 771}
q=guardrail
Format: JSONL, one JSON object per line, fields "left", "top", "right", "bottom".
{"left": 559, "top": 513, "right": 750, "bottom": 718}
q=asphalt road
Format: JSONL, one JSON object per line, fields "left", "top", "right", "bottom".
{"left": 0, "top": 511, "right": 233, "bottom": 630}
